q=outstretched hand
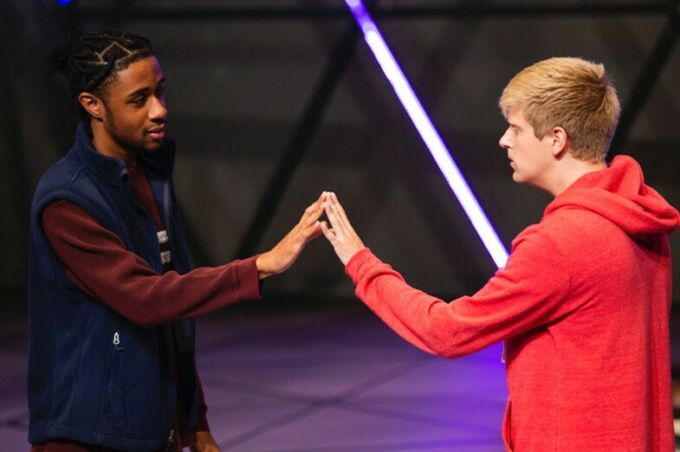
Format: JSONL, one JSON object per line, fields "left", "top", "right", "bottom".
{"left": 320, "top": 192, "right": 366, "bottom": 266}
{"left": 255, "top": 194, "right": 324, "bottom": 279}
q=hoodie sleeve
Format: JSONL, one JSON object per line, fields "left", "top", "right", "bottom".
{"left": 345, "top": 227, "right": 572, "bottom": 359}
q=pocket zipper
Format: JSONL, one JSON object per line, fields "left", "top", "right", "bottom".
{"left": 113, "top": 331, "right": 125, "bottom": 351}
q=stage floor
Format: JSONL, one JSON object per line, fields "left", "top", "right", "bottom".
{"left": 0, "top": 305, "right": 507, "bottom": 451}
{"left": 1, "top": 302, "right": 679, "bottom": 451}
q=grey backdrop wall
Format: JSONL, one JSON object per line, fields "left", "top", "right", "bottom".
{"left": 2, "top": 0, "right": 679, "bottom": 305}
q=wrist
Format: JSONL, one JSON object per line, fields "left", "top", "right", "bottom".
{"left": 255, "top": 253, "right": 273, "bottom": 279}
{"left": 345, "top": 246, "right": 368, "bottom": 267}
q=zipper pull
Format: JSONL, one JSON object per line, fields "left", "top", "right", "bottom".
{"left": 113, "top": 332, "right": 125, "bottom": 351}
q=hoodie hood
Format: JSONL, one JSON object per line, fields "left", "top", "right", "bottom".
{"left": 544, "top": 155, "right": 679, "bottom": 239}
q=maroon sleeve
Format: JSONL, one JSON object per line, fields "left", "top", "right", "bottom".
{"left": 42, "top": 200, "right": 262, "bottom": 327}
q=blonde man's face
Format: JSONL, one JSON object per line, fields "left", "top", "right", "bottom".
{"left": 499, "top": 108, "right": 555, "bottom": 190}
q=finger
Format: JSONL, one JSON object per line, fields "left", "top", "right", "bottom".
{"left": 326, "top": 193, "right": 344, "bottom": 222}
{"left": 303, "top": 199, "right": 323, "bottom": 218}
{"left": 320, "top": 221, "right": 337, "bottom": 243}
{"left": 323, "top": 202, "right": 344, "bottom": 235}
{"left": 306, "top": 204, "right": 324, "bottom": 230}
{"left": 308, "top": 227, "right": 323, "bottom": 240}
{"left": 329, "top": 194, "right": 358, "bottom": 237}
{"left": 302, "top": 200, "right": 325, "bottom": 225}
{"left": 327, "top": 200, "right": 351, "bottom": 237}
{"left": 303, "top": 206, "right": 324, "bottom": 228}
{"left": 302, "top": 221, "right": 323, "bottom": 240}
{"left": 330, "top": 192, "right": 351, "bottom": 225}
{"left": 312, "top": 193, "right": 325, "bottom": 208}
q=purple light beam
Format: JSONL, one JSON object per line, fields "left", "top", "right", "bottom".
{"left": 344, "top": 0, "right": 509, "bottom": 269}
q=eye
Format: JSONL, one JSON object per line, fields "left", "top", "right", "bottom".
{"left": 129, "top": 96, "right": 146, "bottom": 107}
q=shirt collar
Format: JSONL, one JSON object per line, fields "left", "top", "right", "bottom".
{"left": 72, "top": 122, "right": 175, "bottom": 184}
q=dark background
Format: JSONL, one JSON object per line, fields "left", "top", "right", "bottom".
{"left": 2, "top": 0, "right": 679, "bottom": 310}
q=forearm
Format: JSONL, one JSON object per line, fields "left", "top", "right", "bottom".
{"left": 325, "top": 192, "right": 572, "bottom": 358}
{"left": 347, "top": 249, "right": 487, "bottom": 358}
{"left": 82, "top": 256, "right": 262, "bottom": 327}
{"left": 44, "top": 200, "right": 262, "bottom": 327}
{"left": 346, "top": 247, "right": 570, "bottom": 359}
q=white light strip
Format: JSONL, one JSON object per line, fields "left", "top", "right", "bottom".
{"left": 344, "top": 0, "right": 509, "bottom": 268}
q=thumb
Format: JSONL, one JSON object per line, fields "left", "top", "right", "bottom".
{"left": 320, "top": 221, "right": 335, "bottom": 242}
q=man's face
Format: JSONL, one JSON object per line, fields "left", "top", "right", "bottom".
{"left": 498, "top": 107, "right": 555, "bottom": 189}
{"left": 99, "top": 56, "right": 167, "bottom": 155}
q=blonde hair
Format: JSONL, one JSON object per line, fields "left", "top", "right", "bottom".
{"left": 499, "top": 57, "right": 621, "bottom": 162}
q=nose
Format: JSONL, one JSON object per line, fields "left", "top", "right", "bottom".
{"left": 149, "top": 95, "right": 167, "bottom": 122}
{"left": 499, "top": 127, "right": 511, "bottom": 150}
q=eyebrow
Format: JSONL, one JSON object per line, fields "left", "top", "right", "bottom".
{"left": 126, "top": 77, "right": 166, "bottom": 100}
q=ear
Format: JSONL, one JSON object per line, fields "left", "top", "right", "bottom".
{"left": 77, "top": 92, "right": 105, "bottom": 121}
{"left": 550, "top": 126, "right": 569, "bottom": 157}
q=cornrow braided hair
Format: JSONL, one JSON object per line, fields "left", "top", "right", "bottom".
{"left": 48, "top": 30, "right": 153, "bottom": 103}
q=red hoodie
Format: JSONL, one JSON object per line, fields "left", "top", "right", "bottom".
{"left": 345, "top": 155, "right": 679, "bottom": 450}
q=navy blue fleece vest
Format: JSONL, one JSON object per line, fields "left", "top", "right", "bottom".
{"left": 28, "top": 124, "right": 200, "bottom": 450}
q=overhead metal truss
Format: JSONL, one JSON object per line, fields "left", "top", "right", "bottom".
{"left": 72, "top": 2, "right": 675, "bottom": 21}
{"left": 47, "top": 0, "right": 680, "bottom": 262}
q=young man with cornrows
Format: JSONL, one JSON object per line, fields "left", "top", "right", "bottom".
{"left": 29, "top": 30, "right": 324, "bottom": 451}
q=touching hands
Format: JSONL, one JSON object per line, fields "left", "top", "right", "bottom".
{"left": 254, "top": 191, "right": 365, "bottom": 278}
{"left": 320, "top": 191, "right": 366, "bottom": 266}
{"left": 255, "top": 194, "right": 325, "bottom": 279}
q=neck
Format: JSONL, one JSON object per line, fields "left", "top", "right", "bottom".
{"left": 544, "top": 154, "right": 607, "bottom": 196}
{"left": 90, "top": 120, "right": 137, "bottom": 165}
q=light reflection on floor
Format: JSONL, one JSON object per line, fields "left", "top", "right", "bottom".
{"left": 0, "top": 306, "right": 508, "bottom": 451}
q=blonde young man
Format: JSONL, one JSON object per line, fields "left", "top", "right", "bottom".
{"left": 320, "top": 57, "right": 679, "bottom": 450}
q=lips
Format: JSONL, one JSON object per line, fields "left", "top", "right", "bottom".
{"left": 146, "top": 127, "right": 165, "bottom": 140}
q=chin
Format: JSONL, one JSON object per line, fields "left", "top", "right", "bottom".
{"left": 144, "top": 141, "right": 163, "bottom": 152}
